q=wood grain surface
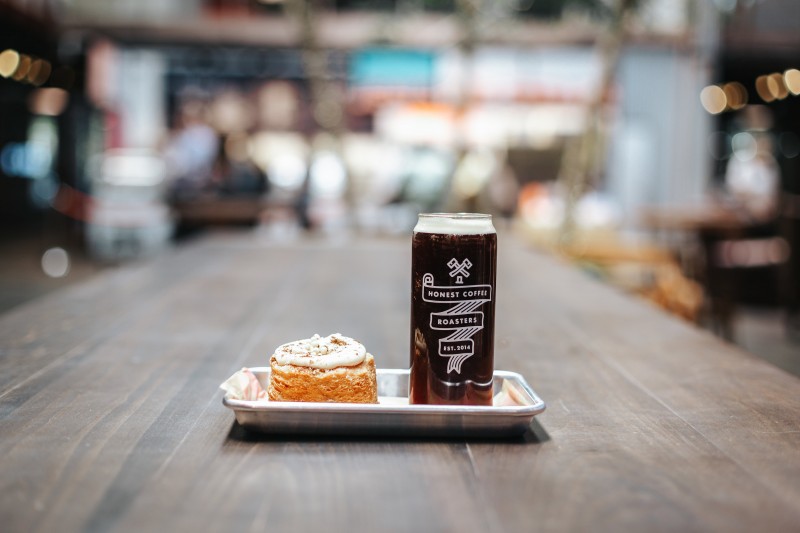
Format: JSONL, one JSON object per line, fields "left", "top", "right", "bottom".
{"left": 1, "top": 231, "right": 799, "bottom": 533}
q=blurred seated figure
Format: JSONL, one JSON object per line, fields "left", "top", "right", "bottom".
{"left": 211, "top": 132, "right": 268, "bottom": 197}
{"left": 164, "top": 93, "right": 272, "bottom": 229}
{"left": 163, "top": 98, "right": 219, "bottom": 199}
{"left": 724, "top": 106, "right": 780, "bottom": 222}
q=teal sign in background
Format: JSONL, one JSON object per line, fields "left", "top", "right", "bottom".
{"left": 349, "top": 48, "right": 435, "bottom": 87}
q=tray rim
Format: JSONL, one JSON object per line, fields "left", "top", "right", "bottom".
{"left": 222, "top": 367, "right": 546, "bottom": 417}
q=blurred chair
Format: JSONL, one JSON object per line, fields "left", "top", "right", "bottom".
{"left": 698, "top": 212, "right": 790, "bottom": 340}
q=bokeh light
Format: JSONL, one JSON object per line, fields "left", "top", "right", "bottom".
{"left": 0, "top": 49, "right": 20, "bottom": 78}
{"left": 767, "top": 73, "right": 788, "bottom": 100}
{"left": 784, "top": 69, "right": 800, "bottom": 96}
{"left": 722, "top": 82, "right": 748, "bottom": 110}
{"left": 11, "top": 54, "right": 31, "bottom": 81}
{"left": 41, "top": 247, "right": 70, "bottom": 278}
{"left": 28, "top": 60, "right": 52, "bottom": 86}
{"left": 28, "top": 88, "right": 69, "bottom": 116}
{"left": 700, "top": 85, "right": 726, "bottom": 114}
{"left": 755, "top": 76, "right": 775, "bottom": 102}
{"left": 732, "top": 132, "right": 757, "bottom": 161}
{"left": 26, "top": 60, "right": 44, "bottom": 84}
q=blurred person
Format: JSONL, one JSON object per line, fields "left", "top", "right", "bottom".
{"left": 392, "top": 145, "right": 454, "bottom": 213}
{"left": 303, "top": 142, "right": 350, "bottom": 232}
{"left": 211, "top": 132, "right": 268, "bottom": 197}
{"left": 724, "top": 106, "right": 780, "bottom": 221}
{"left": 478, "top": 150, "right": 520, "bottom": 221}
{"left": 163, "top": 98, "right": 219, "bottom": 198}
{"left": 290, "top": 133, "right": 325, "bottom": 232}
{"left": 448, "top": 148, "right": 495, "bottom": 213}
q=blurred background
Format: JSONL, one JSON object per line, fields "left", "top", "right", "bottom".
{"left": 0, "top": 0, "right": 797, "bottom": 371}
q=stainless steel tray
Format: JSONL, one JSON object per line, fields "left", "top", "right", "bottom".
{"left": 222, "top": 368, "right": 545, "bottom": 437}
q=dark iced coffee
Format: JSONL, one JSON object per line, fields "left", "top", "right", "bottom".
{"left": 409, "top": 213, "right": 497, "bottom": 405}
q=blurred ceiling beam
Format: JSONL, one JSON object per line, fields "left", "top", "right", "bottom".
{"left": 60, "top": 12, "right": 693, "bottom": 50}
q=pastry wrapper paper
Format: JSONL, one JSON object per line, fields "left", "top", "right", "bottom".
{"left": 220, "top": 368, "right": 267, "bottom": 401}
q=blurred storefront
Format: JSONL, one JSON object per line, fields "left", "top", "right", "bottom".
{"left": 0, "top": 0, "right": 798, "bottom": 343}
{"left": 42, "top": 0, "right": 717, "bottom": 231}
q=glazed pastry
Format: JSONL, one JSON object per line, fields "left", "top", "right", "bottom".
{"left": 268, "top": 333, "right": 378, "bottom": 403}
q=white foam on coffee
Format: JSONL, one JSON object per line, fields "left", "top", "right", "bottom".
{"left": 413, "top": 213, "right": 495, "bottom": 235}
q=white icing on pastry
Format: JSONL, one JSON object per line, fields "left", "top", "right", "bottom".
{"left": 272, "top": 333, "right": 366, "bottom": 369}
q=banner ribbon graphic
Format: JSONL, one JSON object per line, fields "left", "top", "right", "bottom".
{"left": 422, "top": 271, "right": 492, "bottom": 374}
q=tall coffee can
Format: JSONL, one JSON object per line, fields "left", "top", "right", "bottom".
{"left": 410, "top": 213, "right": 497, "bottom": 405}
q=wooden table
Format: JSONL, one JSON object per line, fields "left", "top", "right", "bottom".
{"left": 2, "top": 232, "right": 800, "bottom": 532}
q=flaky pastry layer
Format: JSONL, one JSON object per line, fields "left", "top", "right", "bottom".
{"left": 267, "top": 353, "right": 378, "bottom": 403}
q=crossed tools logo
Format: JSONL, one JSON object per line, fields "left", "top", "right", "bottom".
{"left": 448, "top": 258, "right": 472, "bottom": 284}
{"left": 422, "top": 258, "right": 492, "bottom": 374}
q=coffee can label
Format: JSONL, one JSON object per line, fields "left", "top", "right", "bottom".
{"left": 421, "top": 271, "right": 492, "bottom": 374}
{"left": 409, "top": 213, "right": 497, "bottom": 405}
